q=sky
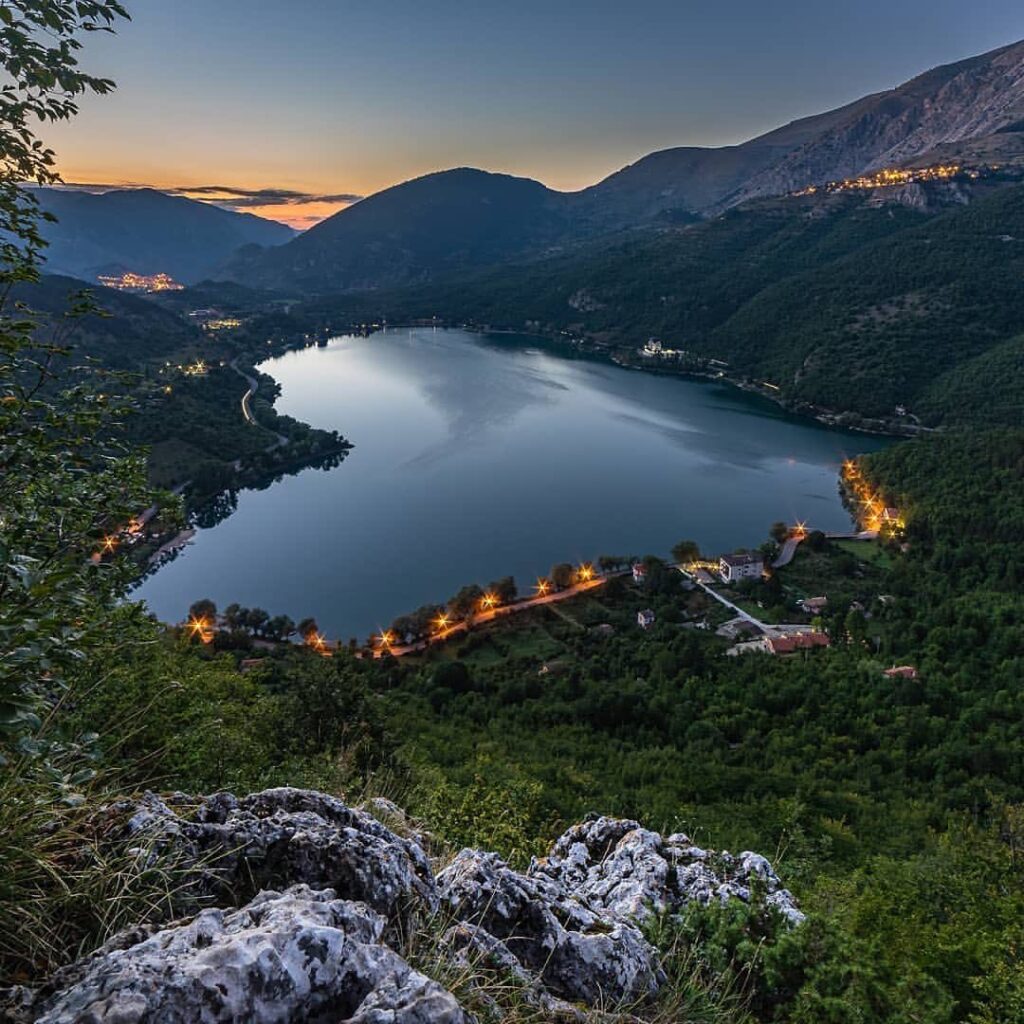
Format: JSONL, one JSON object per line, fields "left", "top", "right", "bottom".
{"left": 46, "top": 0, "right": 1024, "bottom": 228}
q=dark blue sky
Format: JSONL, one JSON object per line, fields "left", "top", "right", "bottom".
{"left": 50, "top": 0, "right": 1024, "bottom": 225}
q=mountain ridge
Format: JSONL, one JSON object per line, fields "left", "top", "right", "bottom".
{"left": 33, "top": 186, "right": 297, "bottom": 285}
{"left": 213, "top": 36, "right": 1024, "bottom": 295}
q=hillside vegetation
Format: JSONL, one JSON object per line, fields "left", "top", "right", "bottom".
{"left": 280, "top": 182, "right": 1024, "bottom": 426}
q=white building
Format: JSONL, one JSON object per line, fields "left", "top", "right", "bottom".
{"left": 637, "top": 609, "right": 656, "bottom": 630}
{"left": 719, "top": 553, "right": 765, "bottom": 584}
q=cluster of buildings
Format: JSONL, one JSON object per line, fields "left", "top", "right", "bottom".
{"left": 189, "top": 309, "right": 243, "bottom": 331}
{"left": 792, "top": 163, "right": 971, "bottom": 198}
{"left": 97, "top": 271, "right": 184, "bottom": 293}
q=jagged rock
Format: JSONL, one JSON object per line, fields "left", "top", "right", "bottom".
{"left": 24, "top": 796, "right": 802, "bottom": 1021}
{"left": 119, "top": 787, "right": 437, "bottom": 925}
{"left": 442, "top": 923, "right": 590, "bottom": 1022}
{"left": 532, "top": 816, "right": 805, "bottom": 925}
{"left": 438, "top": 849, "right": 661, "bottom": 1006}
{"left": 30, "top": 886, "right": 468, "bottom": 1024}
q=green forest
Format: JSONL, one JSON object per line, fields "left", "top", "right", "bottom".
{"left": 268, "top": 179, "right": 1024, "bottom": 427}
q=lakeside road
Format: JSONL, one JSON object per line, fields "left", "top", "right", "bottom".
{"left": 373, "top": 575, "right": 613, "bottom": 658}
{"left": 230, "top": 358, "right": 289, "bottom": 450}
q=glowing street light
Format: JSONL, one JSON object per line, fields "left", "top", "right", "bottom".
{"left": 435, "top": 613, "right": 450, "bottom": 632}
{"left": 793, "top": 521, "right": 808, "bottom": 537}
{"left": 375, "top": 630, "right": 395, "bottom": 648}
{"left": 480, "top": 592, "right": 498, "bottom": 610}
{"left": 100, "top": 535, "right": 118, "bottom": 554}
{"left": 577, "top": 563, "right": 594, "bottom": 582}
{"left": 186, "top": 616, "right": 214, "bottom": 644}
{"left": 535, "top": 578, "right": 550, "bottom": 596}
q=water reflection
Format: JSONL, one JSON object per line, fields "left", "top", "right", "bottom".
{"left": 134, "top": 329, "right": 890, "bottom": 638}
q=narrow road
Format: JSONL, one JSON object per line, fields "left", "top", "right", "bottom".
{"left": 374, "top": 576, "right": 612, "bottom": 658}
{"left": 230, "top": 358, "right": 288, "bottom": 451}
{"left": 772, "top": 535, "right": 803, "bottom": 568}
{"left": 675, "top": 566, "right": 814, "bottom": 638}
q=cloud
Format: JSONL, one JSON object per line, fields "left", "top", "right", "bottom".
{"left": 52, "top": 181, "right": 362, "bottom": 209}
{"left": 170, "top": 185, "right": 364, "bottom": 210}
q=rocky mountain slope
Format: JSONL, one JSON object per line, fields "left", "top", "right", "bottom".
{"left": 216, "top": 38, "right": 1024, "bottom": 295}
{"left": 731, "top": 38, "right": 1024, "bottom": 205}
{"left": 5, "top": 787, "right": 802, "bottom": 1023}
{"left": 34, "top": 187, "right": 296, "bottom": 285}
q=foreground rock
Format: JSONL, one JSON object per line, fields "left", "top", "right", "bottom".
{"left": 12, "top": 792, "right": 803, "bottom": 1022}
{"left": 439, "top": 849, "right": 660, "bottom": 1005}
{"left": 122, "top": 787, "right": 437, "bottom": 925}
{"left": 31, "top": 886, "right": 467, "bottom": 1024}
{"left": 532, "top": 815, "right": 804, "bottom": 925}
{"left": 435, "top": 815, "right": 802, "bottom": 1010}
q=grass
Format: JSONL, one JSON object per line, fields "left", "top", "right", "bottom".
{"left": 0, "top": 762, "right": 190, "bottom": 984}
{"left": 833, "top": 538, "right": 894, "bottom": 568}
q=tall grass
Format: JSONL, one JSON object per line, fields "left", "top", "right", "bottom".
{"left": 0, "top": 757, "right": 185, "bottom": 985}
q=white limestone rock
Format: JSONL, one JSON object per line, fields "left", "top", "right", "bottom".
{"left": 532, "top": 815, "right": 805, "bottom": 925}
{"left": 32, "top": 885, "right": 468, "bottom": 1024}
{"left": 119, "top": 787, "right": 437, "bottom": 925}
{"left": 437, "top": 849, "right": 661, "bottom": 1006}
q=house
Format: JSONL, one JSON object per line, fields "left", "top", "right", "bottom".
{"left": 637, "top": 609, "right": 656, "bottom": 630}
{"left": 884, "top": 665, "right": 919, "bottom": 680}
{"left": 641, "top": 338, "right": 663, "bottom": 357}
{"left": 632, "top": 563, "right": 647, "bottom": 584}
{"left": 719, "top": 552, "right": 765, "bottom": 584}
{"left": 800, "top": 596, "right": 829, "bottom": 614}
{"left": 763, "top": 632, "right": 830, "bottom": 655}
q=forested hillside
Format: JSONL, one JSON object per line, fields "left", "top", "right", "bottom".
{"left": 287, "top": 181, "right": 1024, "bottom": 426}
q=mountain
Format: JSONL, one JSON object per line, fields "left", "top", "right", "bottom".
{"left": 220, "top": 38, "right": 1024, "bottom": 295}
{"left": 13, "top": 272, "right": 202, "bottom": 368}
{"left": 570, "top": 92, "right": 890, "bottom": 226}
{"left": 221, "top": 168, "right": 571, "bottom": 293}
{"left": 33, "top": 187, "right": 296, "bottom": 285}
{"left": 279, "top": 179, "right": 1024, "bottom": 427}
{"left": 729, "top": 38, "right": 1024, "bottom": 205}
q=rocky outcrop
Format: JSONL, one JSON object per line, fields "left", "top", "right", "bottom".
{"left": 121, "top": 787, "right": 437, "bottom": 925}
{"left": 12, "top": 791, "right": 803, "bottom": 1022}
{"left": 30, "top": 886, "right": 467, "bottom": 1024}
{"left": 532, "top": 815, "right": 804, "bottom": 925}
{"left": 438, "top": 849, "right": 660, "bottom": 1005}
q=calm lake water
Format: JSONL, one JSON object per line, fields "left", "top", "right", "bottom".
{"left": 135, "top": 329, "right": 890, "bottom": 639}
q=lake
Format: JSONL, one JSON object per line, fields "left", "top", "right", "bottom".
{"left": 135, "top": 328, "right": 890, "bottom": 639}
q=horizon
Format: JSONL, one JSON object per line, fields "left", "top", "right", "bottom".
{"left": 43, "top": 1, "right": 1024, "bottom": 229}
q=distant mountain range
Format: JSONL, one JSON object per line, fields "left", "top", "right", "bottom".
{"left": 33, "top": 187, "right": 296, "bottom": 285}
{"left": 218, "top": 38, "right": 1024, "bottom": 294}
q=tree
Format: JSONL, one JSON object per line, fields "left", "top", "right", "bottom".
{"left": 671, "top": 539, "right": 701, "bottom": 564}
{"left": 245, "top": 608, "right": 270, "bottom": 636}
{"left": 769, "top": 521, "right": 790, "bottom": 544}
{"left": 187, "top": 598, "right": 217, "bottom": 623}
{"left": 266, "top": 615, "right": 295, "bottom": 641}
{"left": 297, "top": 616, "right": 319, "bottom": 640}
{"left": 0, "top": 1, "right": 128, "bottom": 272}
{"left": 0, "top": 0, "right": 136, "bottom": 750}
{"left": 806, "top": 529, "right": 827, "bottom": 552}
{"left": 550, "top": 563, "right": 575, "bottom": 590}
{"left": 449, "top": 584, "right": 484, "bottom": 619}
{"left": 489, "top": 576, "right": 518, "bottom": 605}
{"left": 223, "top": 603, "right": 244, "bottom": 628}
